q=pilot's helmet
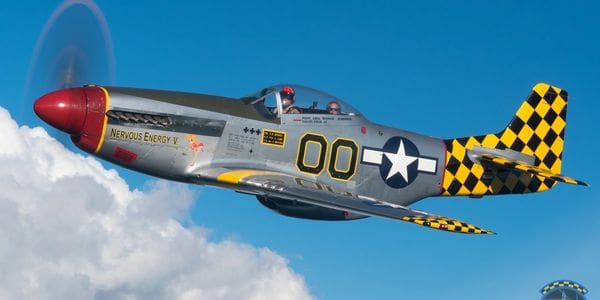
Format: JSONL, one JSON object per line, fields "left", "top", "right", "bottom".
{"left": 280, "top": 86, "right": 295, "bottom": 101}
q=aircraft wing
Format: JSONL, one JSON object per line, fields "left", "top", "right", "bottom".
{"left": 479, "top": 154, "right": 588, "bottom": 186}
{"left": 213, "top": 169, "right": 495, "bottom": 235}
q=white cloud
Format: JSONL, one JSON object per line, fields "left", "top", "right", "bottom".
{"left": 0, "top": 107, "right": 313, "bottom": 300}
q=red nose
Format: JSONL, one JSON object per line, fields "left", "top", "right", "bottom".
{"left": 34, "top": 86, "right": 108, "bottom": 153}
{"left": 34, "top": 88, "right": 87, "bottom": 135}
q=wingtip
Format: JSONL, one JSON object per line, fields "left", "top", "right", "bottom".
{"left": 402, "top": 216, "right": 496, "bottom": 235}
{"left": 578, "top": 180, "right": 590, "bottom": 187}
{"left": 483, "top": 230, "right": 497, "bottom": 235}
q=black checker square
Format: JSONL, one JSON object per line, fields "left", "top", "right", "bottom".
{"left": 456, "top": 137, "right": 469, "bottom": 146}
{"left": 446, "top": 156, "right": 462, "bottom": 175}
{"left": 542, "top": 151, "right": 558, "bottom": 169}
{"left": 512, "top": 180, "right": 527, "bottom": 194}
{"left": 527, "top": 133, "right": 542, "bottom": 150}
{"left": 543, "top": 108, "right": 557, "bottom": 125}
{"left": 498, "top": 185, "right": 512, "bottom": 194}
{"left": 542, "top": 178, "right": 556, "bottom": 189}
{"left": 558, "top": 127, "right": 565, "bottom": 140}
{"left": 509, "top": 117, "right": 525, "bottom": 133}
{"left": 559, "top": 89, "right": 568, "bottom": 99}
{"left": 473, "top": 135, "right": 485, "bottom": 144}
{"left": 527, "top": 111, "right": 543, "bottom": 129}
{"left": 543, "top": 87, "right": 557, "bottom": 102}
{"left": 444, "top": 140, "right": 454, "bottom": 151}
{"left": 559, "top": 107, "right": 567, "bottom": 122}
{"left": 511, "top": 137, "right": 526, "bottom": 152}
{"left": 543, "top": 129, "right": 558, "bottom": 146}
{"left": 527, "top": 175, "right": 542, "bottom": 191}
{"left": 462, "top": 157, "right": 474, "bottom": 168}
{"left": 527, "top": 91, "right": 542, "bottom": 107}
{"left": 447, "top": 180, "right": 463, "bottom": 195}
{"left": 495, "top": 140, "right": 508, "bottom": 150}
{"left": 464, "top": 173, "right": 480, "bottom": 190}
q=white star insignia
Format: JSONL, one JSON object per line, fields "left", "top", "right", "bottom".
{"left": 384, "top": 140, "right": 418, "bottom": 181}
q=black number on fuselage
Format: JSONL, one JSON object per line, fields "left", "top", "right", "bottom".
{"left": 296, "top": 133, "right": 358, "bottom": 181}
{"left": 328, "top": 138, "right": 358, "bottom": 180}
{"left": 296, "top": 133, "right": 327, "bottom": 174}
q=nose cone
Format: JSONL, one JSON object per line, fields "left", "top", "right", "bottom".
{"left": 34, "top": 88, "right": 87, "bottom": 135}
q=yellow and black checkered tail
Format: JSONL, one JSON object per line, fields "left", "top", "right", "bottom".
{"left": 441, "top": 83, "right": 582, "bottom": 196}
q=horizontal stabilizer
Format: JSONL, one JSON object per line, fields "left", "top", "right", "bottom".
{"left": 479, "top": 153, "right": 588, "bottom": 186}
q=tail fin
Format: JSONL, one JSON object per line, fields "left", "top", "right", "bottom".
{"left": 441, "top": 83, "right": 575, "bottom": 196}
{"left": 498, "top": 83, "right": 567, "bottom": 173}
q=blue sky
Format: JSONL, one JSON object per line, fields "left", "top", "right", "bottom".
{"left": 1, "top": 1, "right": 598, "bottom": 299}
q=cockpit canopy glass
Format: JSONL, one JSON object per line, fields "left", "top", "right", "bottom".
{"left": 241, "top": 84, "right": 362, "bottom": 119}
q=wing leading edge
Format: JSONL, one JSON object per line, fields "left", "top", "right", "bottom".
{"left": 214, "top": 169, "right": 495, "bottom": 235}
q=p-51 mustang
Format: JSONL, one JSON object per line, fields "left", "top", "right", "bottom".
{"left": 34, "top": 83, "right": 587, "bottom": 234}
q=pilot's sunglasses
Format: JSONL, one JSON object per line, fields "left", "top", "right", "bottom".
{"left": 328, "top": 107, "right": 340, "bottom": 111}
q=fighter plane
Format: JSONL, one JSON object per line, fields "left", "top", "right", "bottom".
{"left": 33, "top": 82, "right": 588, "bottom": 234}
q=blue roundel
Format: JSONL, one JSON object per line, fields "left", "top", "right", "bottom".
{"left": 379, "top": 137, "right": 421, "bottom": 188}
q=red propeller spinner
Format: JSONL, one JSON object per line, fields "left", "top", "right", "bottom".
{"left": 34, "top": 86, "right": 108, "bottom": 153}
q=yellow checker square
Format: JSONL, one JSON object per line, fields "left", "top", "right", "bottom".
{"left": 550, "top": 138, "right": 564, "bottom": 157}
{"left": 534, "top": 142, "right": 550, "bottom": 160}
{"left": 470, "top": 165, "right": 485, "bottom": 177}
{"left": 550, "top": 118, "right": 566, "bottom": 134}
{"left": 472, "top": 181, "right": 488, "bottom": 195}
{"left": 550, "top": 97, "right": 566, "bottom": 114}
{"left": 451, "top": 140, "right": 467, "bottom": 158}
{"left": 549, "top": 160, "right": 562, "bottom": 174}
{"left": 533, "top": 83, "right": 550, "bottom": 95}
{"left": 458, "top": 186, "right": 472, "bottom": 195}
{"left": 500, "top": 129, "right": 517, "bottom": 147}
{"left": 516, "top": 102, "right": 535, "bottom": 122}
{"left": 518, "top": 124, "right": 534, "bottom": 145}
{"left": 481, "top": 134, "right": 500, "bottom": 147}
{"left": 534, "top": 120, "right": 551, "bottom": 140}
{"left": 534, "top": 99, "right": 551, "bottom": 117}
{"left": 442, "top": 173, "right": 455, "bottom": 187}
{"left": 455, "top": 165, "right": 472, "bottom": 182}
{"left": 522, "top": 145, "right": 535, "bottom": 157}
{"left": 466, "top": 136, "right": 481, "bottom": 148}
{"left": 538, "top": 178, "right": 553, "bottom": 191}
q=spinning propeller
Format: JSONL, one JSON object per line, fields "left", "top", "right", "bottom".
{"left": 25, "top": 0, "right": 114, "bottom": 143}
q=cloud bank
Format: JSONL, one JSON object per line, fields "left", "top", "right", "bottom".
{"left": 0, "top": 107, "right": 312, "bottom": 300}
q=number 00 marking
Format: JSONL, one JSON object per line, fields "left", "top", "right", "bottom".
{"left": 296, "top": 133, "right": 358, "bottom": 181}
{"left": 328, "top": 138, "right": 358, "bottom": 180}
{"left": 296, "top": 133, "right": 327, "bottom": 174}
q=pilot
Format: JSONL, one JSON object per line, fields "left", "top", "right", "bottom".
{"left": 326, "top": 100, "right": 341, "bottom": 115}
{"left": 280, "top": 86, "right": 301, "bottom": 114}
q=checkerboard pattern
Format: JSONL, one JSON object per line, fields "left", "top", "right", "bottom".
{"left": 480, "top": 154, "right": 587, "bottom": 186}
{"left": 541, "top": 280, "right": 588, "bottom": 295}
{"left": 401, "top": 216, "right": 495, "bottom": 234}
{"left": 441, "top": 83, "right": 568, "bottom": 196}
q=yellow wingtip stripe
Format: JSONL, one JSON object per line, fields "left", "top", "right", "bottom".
{"left": 401, "top": 216, "right": 495, "bottom": 235}
{"left": 94, "top": 86, "right": 110, "bottom": 153}
{"left": 216, "top": 170, "right": 277, "bottom": 185}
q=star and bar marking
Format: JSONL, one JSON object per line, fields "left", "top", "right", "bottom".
{"left": 361, "top": 136, "right": 437, "bottom": 188}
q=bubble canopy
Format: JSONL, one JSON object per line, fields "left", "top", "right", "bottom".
{"left": 241, "top": 84, "right": 363, "bottom": 119}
